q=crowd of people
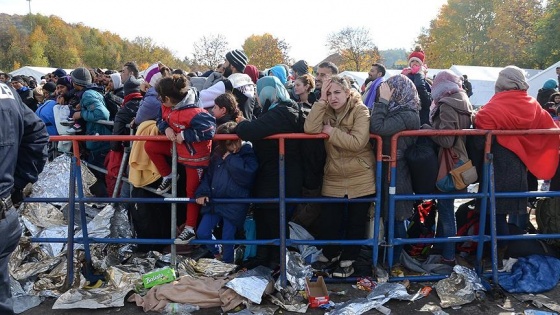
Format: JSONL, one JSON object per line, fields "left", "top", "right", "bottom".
{"left": 1, "top": 47, "right": 560, "bottom": 283}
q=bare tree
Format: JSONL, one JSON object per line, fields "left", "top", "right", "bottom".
{"left": 326, "top": 27, "right": 379, "bottom": 71}
{"left": 192, "top": 34, "right": 229, "bottom": 71}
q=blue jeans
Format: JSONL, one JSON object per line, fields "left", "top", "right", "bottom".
{"left": 436, "top": 198, "right": 456, "bottom": 260}
{"left": 197, "top": 213, "right": 236, "bottom": 263}
{"left": 0, "top": 208, "right": 22, "bottom": 315}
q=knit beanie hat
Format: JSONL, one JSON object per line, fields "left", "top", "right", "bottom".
{"left": 144, "top": 63, "right": 163, "bottom": 87}
{"left": 408, "top": 45, "right": 425, "bottom": 66}
{"left": 495, "top": 66, "right": 529, "bottom": 93}
{"left": 110, "top": 73, "right": 123, "bottom": 90}
{"left": 53, "top": 68, "right": 67, "bottom": 78}
{"left": 292, "top": 60, "right": 309, "bottom": 76}
{"left": 56, "top": 76, "right": 73, "bottom": 90}
{"left": 543, "top": 79, "right": 558, "bottom": 90}
{"left": 225, "top": 50, "right": 248, "bottom": 72}
{"left": 42, "top": 82, "right": 56, "bottom": 93}
{"left": 71, "top": 67, "right": 92, "bottom": 86}
{"left": 123, "top": 76, "right": 141, "bottom": 96}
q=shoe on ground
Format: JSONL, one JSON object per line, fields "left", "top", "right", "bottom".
{"left": 332, "top": 264, "right": 354, "bottom": 278}
{"left": 156, "top": 177, "right": 173, "bottom": 194}
{"left": 312, "top": 254, "right": 340, "bottom": 270}
{"left": 66, "top": 124, "right": 82, "bottom": 134}
{"left": 175, "top": 228, "right": 196, "bottom": 244}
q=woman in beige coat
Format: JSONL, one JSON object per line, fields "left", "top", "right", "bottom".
{"left": 304, "top": 75, "right": 375, "bottom": 278}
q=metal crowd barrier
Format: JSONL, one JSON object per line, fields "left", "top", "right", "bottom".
{"left": 388, "top": 128, "right": 560, "bottom": 284}
{"left": 24, "top": 128, "right": 560, "bottom": 289}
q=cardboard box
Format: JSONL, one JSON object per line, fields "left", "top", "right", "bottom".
{"left": 306, "top": 276, "right": 329, "bottom": 307}
{"left": 142, "top": 267, "right": 176, "bottom": 289}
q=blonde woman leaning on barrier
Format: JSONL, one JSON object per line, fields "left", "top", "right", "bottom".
{"left": 304, "top": 75, "right": 375, "bottom": 278}
{"left": 474, "top": 65, "right": 560, "bottom": 255}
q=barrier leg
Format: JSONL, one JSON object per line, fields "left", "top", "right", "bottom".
{"left": 475, "top": 153, "right": 491, "bottom": 275}
{"left": 170, "top": 142, "right": 177, "bottom": 267}
{"left": 63, "top": 157, "right": 77, "bottom": 291}
{"left": 279, "top": 139, "right": 287, "bottom": 288}
{"left": 75, "top": 162, "right": 98, "bottom": 282}
{"left": 372, "top": 160, "right": 383, "bottom": 268}
{"left": 488, "top": 156, "right": 499, "bottom": 284}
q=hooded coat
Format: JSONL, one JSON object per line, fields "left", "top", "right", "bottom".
{"left": 304, "top": 90, "right": 376, "bottom": 198}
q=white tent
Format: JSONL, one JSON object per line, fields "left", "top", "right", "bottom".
{"left": 527, "top": 61, "right": 560, "bottom": 99}
{"left": 449, "top": 65, "right": 505, "bottom": 106}
{"left": 9, "top": 66, "right": 74, "bottom": 82}
{"left": 339, "top": 71, "right": 368, "bottom": 87}
{"left": 450, "top": 65, "right": 543, "bottom": 106}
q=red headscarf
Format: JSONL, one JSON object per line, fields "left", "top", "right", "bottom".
{"left": 475, "top": 90, "right": 560, "bottom": 179}
{"left": 244, "top": 65, "right": 259, "bottom": 84}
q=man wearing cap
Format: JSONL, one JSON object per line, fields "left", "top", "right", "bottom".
{"left": 52, "top": 68, "right": 67, "bottom": 81}
{"left": 0, "top": 81, "right": 48, "bottom": 315}
{"left": 223, "top": 50, "right": 258, "bottom": 120}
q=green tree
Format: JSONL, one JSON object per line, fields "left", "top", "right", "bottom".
{"left": 326, "top": 27, "right": 379, "bottom": 71}
{"left": 28, "top": 26, "right": 49, "bottom": 66}
{"left": 417, "top": 0, "right": 495, "bottom": 68}
{"left": 533, "top": 0, "right": 560, "bottom": 68}
{"left": 242, "top": 33, "right": 291, "bottom": 70}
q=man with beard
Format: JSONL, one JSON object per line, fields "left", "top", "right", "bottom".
{"left": 222, "top": 50, "right": 258, "bottom": 120}
{"left": 313, "top": 61, "right": 338, "bottom": 100}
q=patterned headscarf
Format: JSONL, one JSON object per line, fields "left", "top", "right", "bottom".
{"left": 385, "top": 74, "right": 420, "bottom": 112}
{"left": 256, "top": 76, "right": 291, "bottom": 112}
{"left": 431, "top": 70, "right": 462, "bottom": 105}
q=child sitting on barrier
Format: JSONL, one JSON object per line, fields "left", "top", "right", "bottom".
{"left": 145, "top": 74, "right": 216, "bottom": 243}
{"left": 194, "top": 121, "right": 258, "bottom": 262}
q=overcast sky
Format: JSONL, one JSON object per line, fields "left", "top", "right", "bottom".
{"left": 0, "top": 0, "right": 448, "bottom": 65}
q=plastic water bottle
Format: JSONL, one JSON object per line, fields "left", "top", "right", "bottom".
{"left": 162, "top": 303, "right": 199, "bottom": 314}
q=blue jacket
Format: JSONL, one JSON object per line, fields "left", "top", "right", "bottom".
{"left": 80, "top": 89, "right": 111, "bottom": 152}
{"left": 35, "top": 100, "right": 58, "bottom": 135}
{"left": 195, "top": 143, "right": 258, "bottom": 227}
{"left": 0, "top": 83, "right": 48, "bottom": 197}
{"left": 136, "top": 87, "right": 161, "bottom": 124}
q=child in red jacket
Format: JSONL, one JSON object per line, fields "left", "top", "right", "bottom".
{"left": 145, "top": 74, "right": 216, "bottom": 243}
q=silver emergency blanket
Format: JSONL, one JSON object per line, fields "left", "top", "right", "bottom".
{"left": 434, "top": 265, "right": 483, "bottom": 308}
{"left": 52, "top": 287, "right": 129, "bottom": 309}
{"left": 191, "top": 258, "right": 237, "bottom": 277}
{"left": 229, "top": 305, "right": 279, "bottom": 315}
{"left": 31, "top": 154, "right": 97, "bottom": 202}
{"left": 326, "top": 297, "right": 390, "bottom": 315}
{"left": 109, "top": 204, "right": 133, "bottom": 238}
{"left": 62, "top": 203, "right": 103, "bottom": 226}
{"left": 10, "top": 278, "right": 43, "bottom": 314}
{"left": 74, "top": 205, "right": 114, "bottom": 241}
{"left": 20, "top": 203, "right": 66, "bottom": 237}
{"left": 268, "top": 289, "right": 309, "bottom": 313}
{"left": 226, "top": 266, "right": 274, "bottom": 304}
{"left": 273, "top": 251, "right": 313, "bottom": 291}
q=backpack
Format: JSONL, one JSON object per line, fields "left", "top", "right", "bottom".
{"left": 405, "top": 137, "right": 439, "bottom": 194}
{"left": 536, "top": 197, "right": 560, "bottom": 248}
{"left": 405, "top": 199, "right": 437, "bottom": 257}
{"left": 455, "top": 199, "right": 480, "bottom": 254}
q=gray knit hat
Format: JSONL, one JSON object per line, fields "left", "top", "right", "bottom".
{"left": 71, "top": 67, "right": 92, "bottom": 86}
{"left": 225, "top": 50, "right": 248, "bottom": 72}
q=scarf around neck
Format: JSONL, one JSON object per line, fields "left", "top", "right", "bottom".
{"left": 364, "top": 77, "right": 384, "bottom": 109}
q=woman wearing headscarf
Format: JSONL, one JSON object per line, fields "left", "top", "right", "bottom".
{"left": 236, "top": 76, "right": 304, "bottom": 268}
{"left": 424, "top": 70, "right": 474, "bottom": 266}
{"left": 369, "top": 74, "right": 420, "bottom": 264}
{"left": 475, "top": 66, "right": 559, "bottom": 243}
{"left": 304, "top": 75, "right": 375, "bottom": 278}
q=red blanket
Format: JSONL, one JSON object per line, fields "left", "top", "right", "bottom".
{"left": 475, "top": 90, "right": 559, "bottom": 179}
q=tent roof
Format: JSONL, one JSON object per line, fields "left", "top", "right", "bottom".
{"left": 9, "top": 66, "right": 74, "bottom": 82}
{"left": 527, "top": 60, "right": 560, "bottom": 99}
